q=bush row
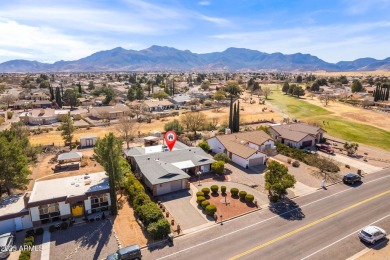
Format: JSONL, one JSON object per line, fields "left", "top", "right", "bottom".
{"left": 18, "top": 234, "right": 35, "bottom": 260}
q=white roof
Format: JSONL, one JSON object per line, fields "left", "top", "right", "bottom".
{"left": 0, "top": 194, "right": 27, "bottom": 216}
{"left": 29, "top": 172, "right": 109, "bottom": 203}
{"left": 171, "top": 160, "right": 196, "bottom": 169}
{"left": 57, "top": 151, "right": 83, "bottom": 161}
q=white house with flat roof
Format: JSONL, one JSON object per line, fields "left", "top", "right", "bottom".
{"left": 27, "top": 172, "right": 110, "bottom": 226}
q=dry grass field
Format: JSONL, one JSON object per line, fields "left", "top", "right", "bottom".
{"left": 29, "top": 99, "right": 281, "bottom": 146}
{"left": 312, "top": 70, "right": 390, "bottom": 77}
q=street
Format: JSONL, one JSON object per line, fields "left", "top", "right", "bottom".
{"left": 142, "top": 169, "right": 390, "bottom": 260}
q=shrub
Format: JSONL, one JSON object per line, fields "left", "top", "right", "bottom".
{"left": 49, "top": 225, "right": 56, "bottom": 233}
{"left": 139, "top": 202, "right": 164, "bottom": 226}
{"left": 133, "top": 193, "right": 152, "bottom": 215}
{"left": 205, "top": 204, "right": 217, "bottom": 216}
{"left": 19, "top": 250, "right": 31, "bottom": 260}
{"left": 201, "top": 187, "right": 210, "bottom": 196}
{"left": 213, "top": 153, "right": 231, "bottom": 163}
{"left": 197, "top": 141, "right": 211, "bottom": 152}
{"left": 35, "top": 228, "right": 44, "bottom": 236}
{"left": 239, "top": 191, "right": 247, "bottom": 199}
{"left": 7, "top": 111, "right": 13, "bottom": 119}
{"left": 211, "top": 161, "right": 225, "bottom": 174}
{"left": 60, "top": 222, "right": 68, "bottom": 230}
{"left": 221, "top": 186, "right": 226, "bottom": 194}
{"left": 287, "top": 158, "right": 292, "bottom": 164}
{"left": 24, "top": 236, "right": 34, "bottom": 245}
{"left": 245, "top": 194, "right": 255, "bottom": 203}
{"left": 196, "top": 191, "right": 204, "bottom": 197}
{"left": 147, "top": 218, "right": 171, "bottom": 240}
{"left": 197, "top": 196, "right": 206, "bottom": 204}
{"left": 210, "top": 185, "right": 219, "bottom": 194}
{"left": 230, "top": 188, "right": 239, "bottom": 196}
{"left": 201, "top": 200, "right": 210, "bottom": 210}
{"left": 292, "top": 161, "right": 300, "bottom": 167}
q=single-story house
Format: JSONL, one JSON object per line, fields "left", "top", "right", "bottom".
{"left": 0, "top": 194, "right": 32, "bottom": 234}
{"left": 19, "top": 108, "right": 70, "bottom": 125}
{"left": 90, "top": 104, "right": 130, "bottom": 119}
{"left": 169, "top": 95, "right": 192, "bottom": 106}
{"left": 268, "top": 123, "right": 325, "bottom": 148}
{"left": 12, "top": 100, "right": 53, "bottom": 109}
{"left": 27, "top": 172, "right": 110, "bottom": 226}
{"left": 125, "top": 145, "right": 214, "bottom": 196}
{"left": 206, "top": 131, "right": 275, "bottom": 169}
{"left": 80, "top": 135, "right": 98, "bottom": 148}
{"left": 143, "top": 100, "right": 175, "bottom": 112}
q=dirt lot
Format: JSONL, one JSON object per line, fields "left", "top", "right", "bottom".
{"left": 29, "top": 100, "right": 281, "bottom": 146}
{"left": 208, "top": 192, "right": 258, "bottom": 221}
{"left": 304, "top": 95, "right": 390, "bottom": 131}
{"left": 312, "top": 70, "right": 390, "bottom": 77}
{"left": 28, "top": 148, "right": 104, "bottom": 190}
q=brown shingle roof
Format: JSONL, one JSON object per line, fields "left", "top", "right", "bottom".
{"left": 215, "top": 131, "right": 271, "bottom": 159}
{"left": 271, "top": 123, "right": 323, "bottom": 136}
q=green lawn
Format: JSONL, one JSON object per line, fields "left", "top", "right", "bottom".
{"left": 267, "top": 90, "right": 390, "bottom": 151}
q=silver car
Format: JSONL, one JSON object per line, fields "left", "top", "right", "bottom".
{"left": 358, "top": 226, "right": 387, "bottom": 244}
{"left": 0, "top": 232, "right": 15, "bottom": 259}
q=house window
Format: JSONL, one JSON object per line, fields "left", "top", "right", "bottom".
{"left": 38, "top": 203, "right": 60, "bottom": 224}
{"left": 90, "top": 194, "right": 109, "bottom": 213}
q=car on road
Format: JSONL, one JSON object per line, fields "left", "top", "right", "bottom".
{"left": 343, "top": 173, "right": 362, "bottom": 185}
{"left": 0, "top": 232, "right": 15, "bottom": 259}
{"left": 316, "top": 144, "right": 334, "bottom": 154}
{"left": 106, "top": 244, "right": 142, "bottom": 260}
{"left": 359, "top": 226, "right": 386, "bottom": 244}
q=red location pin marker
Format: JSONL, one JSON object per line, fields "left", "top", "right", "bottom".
{"left": 164, "top": 131, "right": 177, "bottom": 151}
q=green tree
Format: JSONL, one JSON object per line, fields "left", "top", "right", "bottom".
{"left": 282, "top": 82, "right": 290, "bottom": 94}
{"left": 262, "top": 86, "right": 271, "bottom": 99}
{"left": 62, "top": 89, "right": 80, "bottom": 109}
{"left": 0, "top": 130, "right": 31, "bottom": 197}
{"left": 225, "top": 81, "right": 241, "bottom": 130}
{"left": 211, "top": 161, "right": 225, "bottom": 174}
{"left": 181, "top": 112, "right": 206, "bottom": 136}
{"left": 39, "top": 80, "right": 50, "bottom": 89}
{"left": 164, "top": 119, "right": 184, "bottom": 135}
{"left": 78, "top": 82, "right": 82, "bottom": 94}
{"left": 152, "top": 91, "right": 169, "bottom": 100}
{"left": 94, "top": 133, "right": 124, "bottom": 215}
{"left": 296, "top": 75, "right": 303, "bottom": 83}
{"left": 310, "top": 82, "right": 320, "bottom": 92}
{"left": 135, "top": 87, "right": 144, "bottom": 101}
{"left": 201, "top": 81, "right": 210, "bottom": 91}
{"left": 351, "top": 79, "right": 363, "bottom": 93}
{"left": 88, "top": 81, "right": 94, "bottom": 90}
{"left": 55, "top": 87, "right": 62, "bottom": 108}
{"left": 58, "top": 113, "right": 75, "bottom": 147}
{"left": 102, "top": 86, "right": 116, "bottom": 105}
{"left": 197, "top": 141, "right": 210, "bottom": 152}
{"left": 147, "top": 219, "right": 171, "bottom": 240}
{"left": 293, "top": 86, "right": 305, "bottom": 98}
{"left": 212, "top": 91, "right": 226, "bottom": 102}
{"left": 127, "top": 87, "right": 135, "bottom": 101}
{"left": 265, "top": 161, "right": 296, "bottom": 200}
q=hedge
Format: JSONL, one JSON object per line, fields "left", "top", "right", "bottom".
{"left": 18, "top": 235, "right": 35, "bottom": 260}
{"left": 133, "top": 193, "right": 152, "bottom": 216}
{"left": 201, "top": 200, "right": 210, "bottom": 210}
{"left": 139, "top": 202, "right": 164, "bottom": 226}
{"left": 197, "top": 196, "right": 206, "bottom": 204}
{"left": 245, "top": 194, "right": 255, "bottom": 203}
{"left": 201, "top": 187, "right": 210, "bottom": 196}
{"left": 239, "top": 191, "right": 247, "bottom": 199}
{"left": 210, "top": 185, "right": 219, "bottom": 194}
{"left": 221, "top": 186, "right": 226, "bottom": 194}
{"left": 230, "top": 188, "right": 239, "bottom": 196}
{"left": 196, "top": 191, "right": 205, "bottom": 197}
{"left": 205, "top": 204, "right": 217, "bottom": 216}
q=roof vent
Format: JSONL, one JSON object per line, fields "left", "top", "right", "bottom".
{"left": 75, "top": 183, "right": 80, "bottom": 187}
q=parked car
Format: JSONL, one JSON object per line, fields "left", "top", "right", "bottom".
{"left": 359, "top": 226, "right": 386, "bottom": 244}
{"left": 343, "top": 173, "right": 362, "bottom": 185}
{"left": 316, "top": 144, "right": 334, "bottom": 154}
{"left": 0, "top": 232, "right": 15, "bottom": 259}
{"left": 106, "top": 244, "right": 142, "bottom": 260}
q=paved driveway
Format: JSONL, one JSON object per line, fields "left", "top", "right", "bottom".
{"left": 159, "top": 190, "right": 207, "bottom": 231}
{"left": 49, "top": 219, "right": 118, "bottom": 260}
{"left": 322, "top": 153, "right": 382, "bottom": 174}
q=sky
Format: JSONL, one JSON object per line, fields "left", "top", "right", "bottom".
{"left": 0, "top": 0, "right": 390, "bottom": 63}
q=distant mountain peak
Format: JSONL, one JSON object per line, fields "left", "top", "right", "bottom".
{"left": 0, "top": 46, "right": 389, "bottom": 72}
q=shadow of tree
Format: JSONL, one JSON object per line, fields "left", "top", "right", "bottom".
{"left": 268, "top": 198, "right": 305, "bottom": 221}
{"left": 312, "top": 170, "right": 342, "bottom": 183}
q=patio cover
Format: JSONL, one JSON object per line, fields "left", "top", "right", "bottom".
{"left": 57, "top": 152, "right": 83, "bottom": 162}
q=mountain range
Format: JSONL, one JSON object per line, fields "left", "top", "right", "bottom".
{"left": 0, "top": 45, "right": 389, "bottom": 72}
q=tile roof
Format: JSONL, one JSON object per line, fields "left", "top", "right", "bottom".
{"left": 269, "top": 123, "right": 324, "bottom": 142}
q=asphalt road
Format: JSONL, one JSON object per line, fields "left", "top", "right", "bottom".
{"left": 142, "top": 168, "right": 390, "bottom": 260}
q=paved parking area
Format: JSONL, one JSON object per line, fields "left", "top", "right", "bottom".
{"left": 49, "top": 220, "right": 118, "bottom": 260}
{"left": 159, "top": 190, "right": 207, "bottom": 231}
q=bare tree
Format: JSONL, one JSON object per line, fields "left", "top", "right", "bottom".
{"left": 319, "top": 94, "right": 335, "bottom": 107}
{"left": 181, "top": 112, "right": 206, "bottom": 136}
{"left": 98, "top": 110, "right": 111, "bottom": 125}
{"left": 0, "top": 94, "right": 15, "bottom": 109}
{"left": 116, "top": 116, "right": 139, "bottom": 149}
{"left": 262, "top": 86, "right": 272, "bottom": 100}
{"left": 306, "top": 155, "right": 340, "bottom": 182}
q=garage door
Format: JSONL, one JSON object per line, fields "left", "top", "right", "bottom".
{"left": 170, "top": 180, "right": 182, "bottom": 193}
{"left": 248, "top": 157, "right": 263, "bottom": 167}
{"left": 156, "top": 180, "right": 183, "bottom": 196}
{"left": 302, "top": 140, "right": 313, "bottom": 147}
{"left": 0, "top": 219, "right": 15, "bottom": 234}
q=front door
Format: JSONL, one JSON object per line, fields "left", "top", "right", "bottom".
{"left": 71, "top": 201, "right": 84, "bottom": 217}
